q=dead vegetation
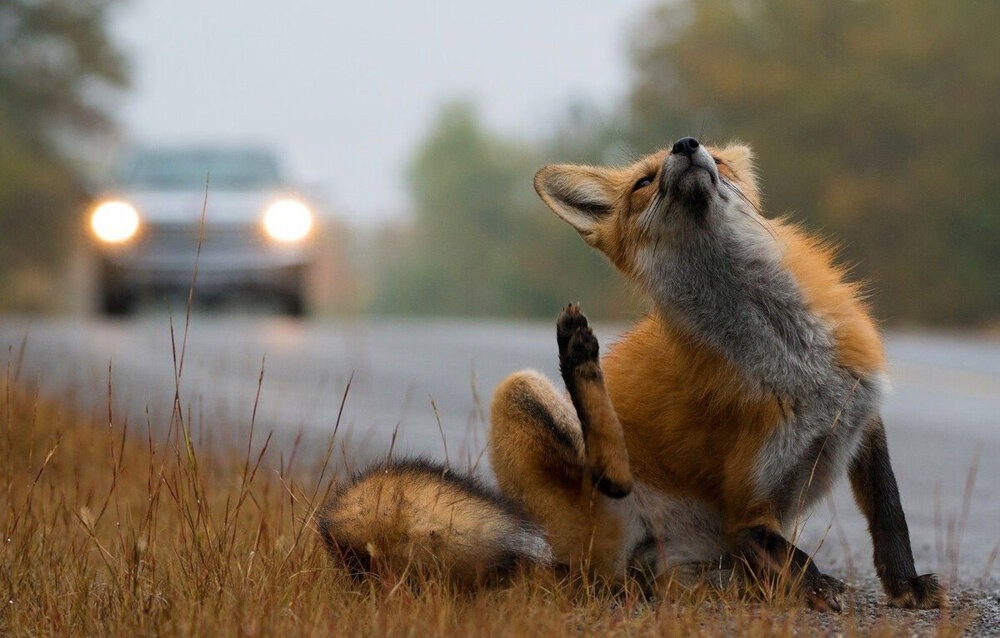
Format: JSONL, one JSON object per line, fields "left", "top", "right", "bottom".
{"left": 2, "top": 362, "right": 983, "bottom": 637}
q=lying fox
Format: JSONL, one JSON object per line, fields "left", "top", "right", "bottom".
{"left": 318, "top": 137, "right": 943, "bottom": 611}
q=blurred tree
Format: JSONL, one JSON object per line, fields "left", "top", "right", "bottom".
{"left": 0, "top": 0, "right": 128, "bottom": 308}
{"left": 371, "top": 102, "right": 639, "bottom": 318}
{"left": 628, "top": 0, "right": 1000, "bottom": 324}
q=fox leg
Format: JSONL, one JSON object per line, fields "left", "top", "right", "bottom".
{"left": 489, "top": 307, "right": 637, "bottom": 577}
{"left": 727, "top": 484, "right": 847, "bottom": 610}
{"left": 848, "top": 417, "right": 945, "bottom": 608}
{"left": 556, "top": 303, "right": 633, "bottom": 497}
{"left": 489, "top": 370, "right": 636, "bottom": 577}
{"left": 735, "top": 524, "right": 848, "bottom": 611}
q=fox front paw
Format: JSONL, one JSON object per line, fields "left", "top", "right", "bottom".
{"left": 885, "top": 573, "right": 946, "bottom": 609}
{"left": 804, "top": 573, "right": 848, "bottom": 613}
{"left": 557, "top": 303, "right": 599, "bottom": 373}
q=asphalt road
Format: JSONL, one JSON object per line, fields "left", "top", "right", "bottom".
{"left": 2, "top": 314, "right": 998, "bottom": 589}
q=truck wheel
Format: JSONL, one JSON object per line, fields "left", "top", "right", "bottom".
{"left": 282, "top": 292, "right": 305, "bottom": 317}
{"left": 100, "top": 285, "right": 135, "bottom": 316}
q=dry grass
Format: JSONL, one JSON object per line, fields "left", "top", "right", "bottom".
{"left": 0, "top": 375, "right": 977, "bottom": 637}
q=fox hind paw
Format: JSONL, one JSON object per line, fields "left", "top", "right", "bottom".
{"left": 557, "top": 303, "right": 599, "bottom": 370}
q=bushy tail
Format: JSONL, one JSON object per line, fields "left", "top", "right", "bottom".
{"left": 316, "top": 459, "right": 553, "bottom": 585}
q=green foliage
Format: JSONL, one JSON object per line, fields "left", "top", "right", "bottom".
{"left": 371, "top": 102, "right": 638, "bottom": 319}
{"left": 0, "top": 0, "right": 128, "bottom": 307}
{"left": 627, "top": 0, "right": 1000, "bottom": 324}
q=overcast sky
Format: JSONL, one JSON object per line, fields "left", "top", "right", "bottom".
{"left": 110, "top": 1, "right": 659, "bottom": 226}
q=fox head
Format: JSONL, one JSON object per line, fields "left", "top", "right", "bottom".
{"left": 534, "top": 137, "right": 826, "bottom": 373}
{"left": 534, "top": 137, "right": 765, "bottom": 286}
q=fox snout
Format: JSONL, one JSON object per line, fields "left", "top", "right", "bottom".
{"left": 662, "top": 136, "right": 719, "bottom": 210}
{"left": 671, "top": 136, "right": 701, "bottom": 157}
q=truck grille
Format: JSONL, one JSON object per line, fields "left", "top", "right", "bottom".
{"left": 136, "top": 222, "right": 265, "bottom": 256}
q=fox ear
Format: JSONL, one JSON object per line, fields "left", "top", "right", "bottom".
{"left": 719, "top": 143, "right": 755, "bottom": 177}
{"left": 717, "top": 143, "right": 760, "bottom": 204}
{"left": 534, "top": 164, "right": 614, "bottom": 241}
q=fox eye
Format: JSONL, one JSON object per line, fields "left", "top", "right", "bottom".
{"left": 632, "top": 175, "right": 654, "bottom": 192}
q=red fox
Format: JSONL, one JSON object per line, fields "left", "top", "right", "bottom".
{"left": 317, "top": 137, "right": 944, "bottom": 610}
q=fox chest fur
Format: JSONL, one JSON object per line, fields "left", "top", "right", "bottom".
{"left": 602, "top": 300, "right": 883, "bottom": 535}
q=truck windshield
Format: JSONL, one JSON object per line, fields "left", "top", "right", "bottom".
{"left": 120, "top": 148, "right": 282, "bottom": 190}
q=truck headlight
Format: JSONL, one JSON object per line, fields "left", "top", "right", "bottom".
{"left": 91, "top": 201, "right": 140, "bottom": 244}
{"left": 263, "top": 199, "right": 313, "bottom": 243}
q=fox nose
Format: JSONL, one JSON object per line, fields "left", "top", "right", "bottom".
{"left": 671, "top": 136, "right": 700, "bottom": 157}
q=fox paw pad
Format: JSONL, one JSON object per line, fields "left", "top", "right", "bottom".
{"left": 557, "top": 303, "right": 599, "bottom": 369}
